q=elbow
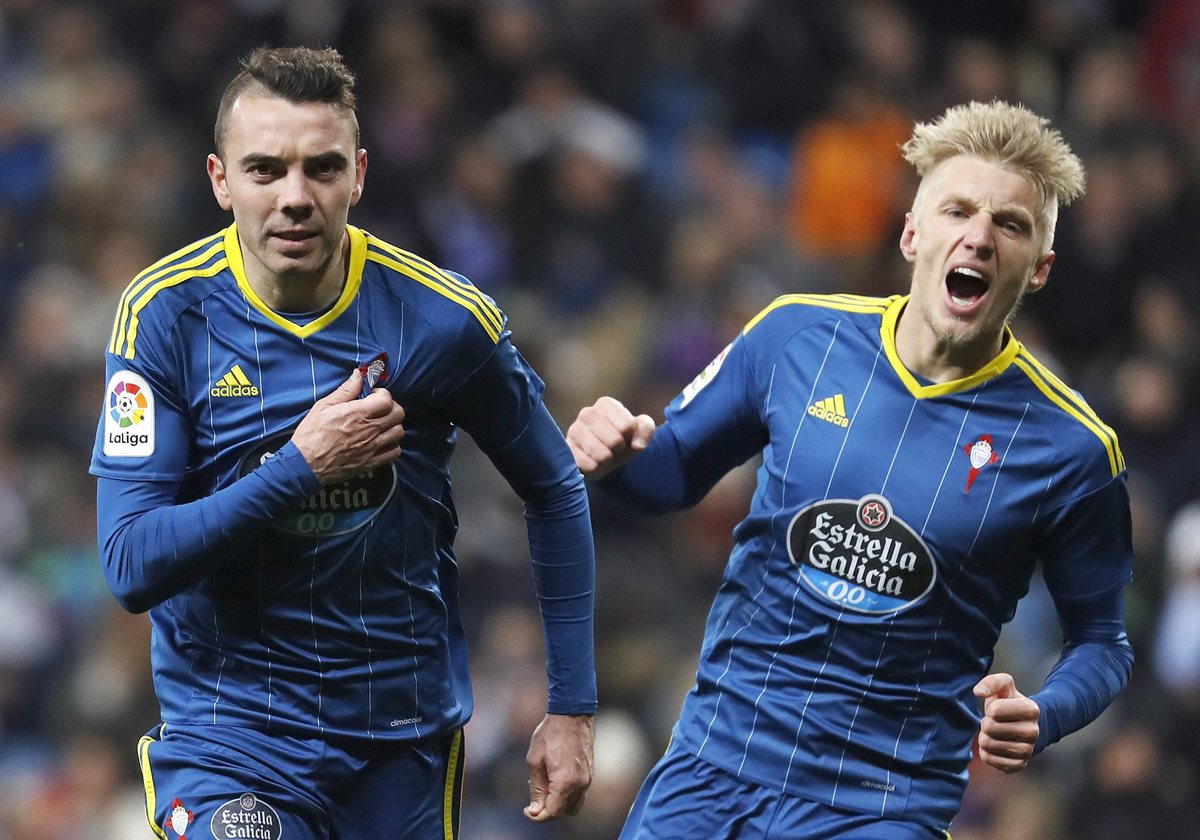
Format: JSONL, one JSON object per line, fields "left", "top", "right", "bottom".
{"left": 114, "top": 595, "right": 154, "bottom": 615}
{"left": 113, "top": 591, "right": 156, "bottom": 615}
{"left": 100, "top": 543, "right": 162, "bottom": 614}
{"left": 521, "top": 469, "right": 590, "bottom": 519}
{"left": 1098, "top": 632, "right": 1135, "bottom": 688}
{"left": 1117, "top": 635, "right": 1135, "bottom": 686}
{"left": 103, "top": 567, "right": 158, "bottom": 614}
{"left": 96, "top": 481, "right": 181, "bottom": 613}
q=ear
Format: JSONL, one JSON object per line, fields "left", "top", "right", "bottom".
{"left": 1027, "top": 250, "right": 1054, "bottom": 294}
{"left": 350, "top": 149, "right": 368, "bottom": 207}
{"left": 207, "top": 154, "right": 233, "bottom": 212}
{"left": 899, "top": 212, "right": 918, "bottom": 264}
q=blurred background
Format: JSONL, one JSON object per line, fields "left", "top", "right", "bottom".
{"left": 0, "top": 0, "right": 1198, "bottom": 837}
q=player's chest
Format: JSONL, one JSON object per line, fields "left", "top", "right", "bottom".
{"left": 759, "top": 361, "right": 1054, "bottom": 589}
{"left": 175, "top": 304, "right": 443, "bottom": 444}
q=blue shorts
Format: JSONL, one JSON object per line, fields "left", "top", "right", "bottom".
{"left": 620, "top": 740, "right": 950, "bottom": 840}
{"left": 137, "top": 723, "right": 464, "bottom": 840}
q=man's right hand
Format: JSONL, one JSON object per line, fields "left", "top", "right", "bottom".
{"left": 565, "top": 396, "right": 656, "bottom": 480}
{"left": 292, "top": 369, "right": 406, "bottom": 484}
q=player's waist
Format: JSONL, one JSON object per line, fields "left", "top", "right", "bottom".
{"left": 671, "top": 701, "right": 969, "bottom": 825}
{"left": 160, "top": 691, "right": 472, "bottom": 744}
{"left": 678, "top": 675, "right": 978, "bottom": 775}
{"left": 153, "top": 649, "right": 471, "bottom": 736}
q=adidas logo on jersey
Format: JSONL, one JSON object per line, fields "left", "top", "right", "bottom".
{"left": 211, "top": 364, "right": 260, "bottom": 397}
{"left": 808, "top": 394, "right": 849, "bottom": 427}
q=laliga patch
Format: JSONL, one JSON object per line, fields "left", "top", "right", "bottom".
{"left": 104, "top": 370, "right": 155, "bottom": 457}
{"left": 211, "top": 792, "right": 284, "bottom": 840}
{"left": 787, "top": 494, "right": 936, "bottom": 614}
{"left": 680, "top": 344, "right": 731, "bottom": 408}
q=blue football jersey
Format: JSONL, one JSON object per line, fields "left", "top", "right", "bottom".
{"left": 91, "top": 224, "right": 594, "bottom": 741}
{"left": 628, "top": 294, "right": 1131, "bottom": 826}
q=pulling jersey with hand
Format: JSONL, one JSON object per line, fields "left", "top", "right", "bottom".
{"left": 91, "top": 224, "right": 596, "bottom": 742}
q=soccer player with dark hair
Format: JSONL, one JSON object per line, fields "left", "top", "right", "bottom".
{"left": 567, "top": 100, "right": 1133, "bottom": 839}
{"left": 91, "top": 46, "right": 596, "bottom": 839}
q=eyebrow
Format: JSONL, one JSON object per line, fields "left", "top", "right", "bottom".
{"left": 237, "top": 151, "right": 351, "bottom": 168}
{"left": 943, "top": 193, "right": 1035, "bottom": 223}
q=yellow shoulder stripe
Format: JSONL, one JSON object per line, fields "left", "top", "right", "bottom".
{"left": 367, "top": 236, "right": 502, "bottom": 335}
{"left": 117, "top": 258, "right": 230, "bottom": 359}
{"left": 1012, "top": 353, "right": 1124, "bottom": 476}
{"left": 744, "top": 293, "right": 892, "bottom": 335}
{"left": 124, "top": 230, "right": 223, "bottom": 291}
{"left": 366, "top": 249, "right": 502, "bottom": 343}
{"left": 109, "top": 235, "right": 226, "bottom": 355}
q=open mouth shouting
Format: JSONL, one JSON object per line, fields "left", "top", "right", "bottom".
{"left": 945, "top": 265, "right": 989, "bottom": 314}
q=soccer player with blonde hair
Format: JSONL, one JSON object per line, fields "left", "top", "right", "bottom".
{"left": 568, "top": 100, "right": 1131, "bottom": 839}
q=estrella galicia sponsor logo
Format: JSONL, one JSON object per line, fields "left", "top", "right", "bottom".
{"left": 786, "top": 494, "right": 936, "bottom": 614}
{"left": 103, "top": 370, "right": 155, "bottom": 457}
{"left": 240, "top": 430, "right": 396, "bottom": 537}
{"left": 211, "top": 792, "right": 283, "bottom": 840}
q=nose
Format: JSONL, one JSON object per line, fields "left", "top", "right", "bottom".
{"left": 963, "top": 213, "right": 995, "bottom": 258}
{"left": 278, "top": 170, "right": 315, "bottom": 219}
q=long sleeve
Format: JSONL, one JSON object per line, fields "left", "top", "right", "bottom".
{"left": 594, "top": 423, "right": 697, "bottom": 513}
{"left": 97, "top": 441, "right": 320, "bottom": 613}
{"left": 1031, "top": 592, "right": 1134, "bottom": 751}
{"left": 445, "top": 323, "right": 597, "bottom": 715}
{"left": 1030, "top": 468, "right": 1135, "bottom": 750}
{"left": 597, "top": 334, "right": 768, "bottom": 513}
{"left": 485, "top": 402, "right": 597, "bottom": 714}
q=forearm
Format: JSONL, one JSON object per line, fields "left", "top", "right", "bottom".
{"left": 526, "top": 477, "right": 597, "bottom": 714}
{"left": 1031, "top": 595, "right": 1134, "bottom": 751}
{"left": 593, "top": 424, "right": 699, "bottom": 514}
{"left": 485, "top": 403, "right": 598, "bottom": 714}
{"left": 98, "top": 442, "right": 319, "bottom": 612}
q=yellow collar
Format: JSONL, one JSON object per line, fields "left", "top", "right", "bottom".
{"left": 225, "top": 223, "right": 366, "bottom": 338}
{"left": 880, "top": 295, "right": 1021, "bottom": 398}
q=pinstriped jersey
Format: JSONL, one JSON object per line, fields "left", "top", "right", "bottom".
{"left": 90, "top": 224, "right": 549, "bottom": 741}
{"left": 660, "top": 294, "right": 1131, "bottom": 826}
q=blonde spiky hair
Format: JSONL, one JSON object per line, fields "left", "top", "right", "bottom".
{"left": 902, "top": 101, "right": 1086, "bottom": 246}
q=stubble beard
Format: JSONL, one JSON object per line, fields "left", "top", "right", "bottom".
{"left": 925, "top": 283, "right": 1031, "bottom": 360}
{"left": 269, "top": 229, "right": 342, "bottom": 285}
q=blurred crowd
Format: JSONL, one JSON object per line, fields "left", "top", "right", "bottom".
{"left": 1, "top": 0, "right": 1199, "bottom": 837}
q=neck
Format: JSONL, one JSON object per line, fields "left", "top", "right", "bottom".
{"left": 894, "top": 305, "right": 1005, "bottom": 384}
{"left": 243, "top": 234, "right": 349, "bottom": 313}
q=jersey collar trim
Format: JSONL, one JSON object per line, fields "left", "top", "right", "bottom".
{"left": 225, "top": 224, "right": 365, "bottom": 338}
{"left": 880, "top": 295, "right": 1021, "bottom": 399}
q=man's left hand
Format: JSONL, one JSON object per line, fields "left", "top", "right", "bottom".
{"left": 974, "top": 672, "right": 1039, "bottom": 773}
{"left": 524, "top": 713, "right": 594, "bottom": 821}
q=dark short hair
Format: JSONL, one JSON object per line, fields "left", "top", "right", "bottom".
{"left": 214, "top": 45, "right": 359, "bottom": 157}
